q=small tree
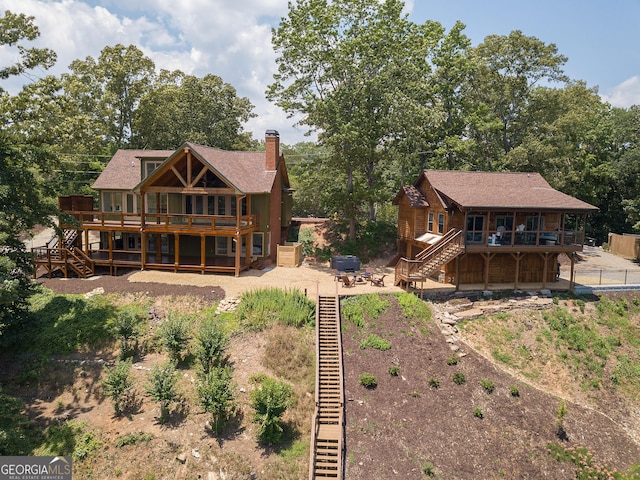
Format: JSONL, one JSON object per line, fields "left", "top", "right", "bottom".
{"left": 101, "top": 359, "right": 133, "bottom": 415}
{"left": 145, "top": 361, "right": 178, "bottom": 423}
{"left": 195, "top": 318, "right": 229, "bottom": 374}
{"left": 158, "top": 313, "right": 191, "bottom": 362}
{"left": 197, "top": 366, "right": 236, "bottom": 433}
{"left": 250, "top": 376, "right": 294, "bottom": 445}
{"left": 113, "top": 310, "right": 141, "bottom": 358}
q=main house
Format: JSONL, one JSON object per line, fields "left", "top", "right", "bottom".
{"left": 35, "top": 130, "right": 293, "bottom": 277}
{"left": 393, "top": 170, "right": 598, "bottom": 290}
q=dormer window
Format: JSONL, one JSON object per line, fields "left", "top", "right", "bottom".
{"left": 144, "top": 161, "right": 163, "bottom": 179}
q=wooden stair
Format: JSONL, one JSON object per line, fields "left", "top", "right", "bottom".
{"left": 394, "top": 228, "right": 465, "bottom": 286}
{"left": 309, "top": 295, "right": 344, "bottom": 479}
{"left": 33, "top": 229, "right": 95, "bottom": 278}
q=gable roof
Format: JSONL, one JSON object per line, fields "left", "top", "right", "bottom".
{"left": 419, "top": 170, "right": 598, "bottom": 212}
{"left": 92, "top": 143, "right": 283, "bottom": 194}
{"left": 393, "top": 185, "right": 429, "bottom": 207}
{"left": 92, "top": 149, "right": 173, "bottom": 190}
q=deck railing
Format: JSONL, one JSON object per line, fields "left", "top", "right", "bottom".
{"left": 60, "top": 210, "right": 258, "bottom": 233}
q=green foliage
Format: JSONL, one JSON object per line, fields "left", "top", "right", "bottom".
{"left": 341, "top": 298, "right": 366, "bottom": 328}
{"left": 195, "top": 318, "right": 229, "bottom": 374}
{"left": 158, "top": 312, "right": 192, "bottom": 362}
{"left": 145, "top": 361, "right": 179, "bottom": 423}
{"left": 360, "top": 294, "right": 390, "bottom": 319}
{"left": 422, "top": 460, "right": 436, "bottom": 477}
{"left": 480, "top": 379, "right": 495, "bottom": 394}
{"left": 395, "top": 292, "right": 432, "bottom": 321}
{"left": 452, "top": 372, "right": 466, "bottom": 385}
{"left": 250, "top": 376, "right": 294, "bottom": 445}
{"left": 237, "top": 288, "right": 315, "bottom": 331}
{"left": 101, "top": 359, "right": 134, "bottom": 415}
{"left": 197, "top": 366, "right": 237, "bottom": 434}
{"left": 24, "top": 292, "right": 117, "bottom": 355}
{"left": 113, "top": 309, "right": 143, "bottom": 358}
{"left": 0, "top": 385, "right": 41, "bottom": 455}
{"left": 34, "top": 420, "right": 101, "bottom": 461}
{"left": 297, "top": 227, "right": 316, "bottom": 258}
{"left": 388, "top": 366, "right": 399, "bottom": 376}
{"left": 428, "top": 377, "right": 440, "bottom": 389}
{"left": 115, "top": 432, "right": 152, "bottom": 447}
{"left": 446, "top": 355, "right": 459, "bottom": 366}
{"left": 473, "top": 408, "right": 484, "bottom": 419}
{"left": 547, "top": 443, "right": 631, "bottom": 479}
{"left": 359, "top": 333, "right": 391, "bottom": 351}
{"left": 359, "top": 373, "right": 377, "bottom": 389}
{"left": 509, "top": 385, "right": 520, "bottom": 397}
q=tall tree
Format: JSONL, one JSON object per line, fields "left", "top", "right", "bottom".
{"left": 0, "top": 11, "right": 58, "bottom": 341}
{"left": 134, "top": 70, "right": 255, "bottom": 150}
{"left": 466, "top": 30, "right": 568, "bottom": 170}
{"left": 268, "top": 0, "right": 438, "bottom": 238}
{"left": 63, "top": 44, "right": 156, "bottom": 151}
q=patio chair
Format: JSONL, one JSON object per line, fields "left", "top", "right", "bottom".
{"left": 370, "top": 274, "right": 386, "bottom": 287}
{"left": 332, "top": 269, "right": 343, "bottom": 281}
{"left": 340, "top": 274, "right": 356, "bottom": 287}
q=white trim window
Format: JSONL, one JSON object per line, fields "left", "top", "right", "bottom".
{"left": 103, "top": 191, "right": 123, "bottom": 212}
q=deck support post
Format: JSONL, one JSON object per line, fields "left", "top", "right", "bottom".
{"left": 174, "top": 234, "right": 180, "bottom": 272}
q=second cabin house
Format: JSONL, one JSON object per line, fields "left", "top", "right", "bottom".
{"left": 36, "top": 130, "right": 293, "bottom": 277}
{"left": 393, "top": 170, "right": 598, "bottom": 290}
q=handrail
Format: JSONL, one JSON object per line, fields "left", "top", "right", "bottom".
{"left": 59, "top": 209, "right": 258, "bottom": 232}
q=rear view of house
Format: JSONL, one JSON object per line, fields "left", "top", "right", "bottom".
{"left": 393, "top": 170, "right": 598, "bottom": 290}
{"left": 35, "top": 130, "right": 293, "bottom": 277}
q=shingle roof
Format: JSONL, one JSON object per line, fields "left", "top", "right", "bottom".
{"left": 92, "top": 144, "right": 279, "bottom": 194}
{"left": 393, "top": 185, "right": 429, "bottom": 207}
{"left": 421, "top": 170, "right": 598, "bottom": 212}
{"left": 92, "top": 149, "right": 173, "bottom": 190}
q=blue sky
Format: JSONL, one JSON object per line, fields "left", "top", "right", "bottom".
{"left": 0, "top": 0, "right": 638, "bottom": 144}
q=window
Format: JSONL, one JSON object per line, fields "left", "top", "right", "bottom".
{"left": 144, "top": 161, "right": 163, "bottom": 179}
{"left": 125, "top": 193, "right": 140, "bottom": 214}
{"left": 437, "top": 213, "right": 445, "bottom": 234}
{"left": 496, "top": 214, "right": 514, "bottom": 230}
{"left": 526, "top": 215, "right": 544, "bottom": 231}
{"left": 252, "top": 233, "right": 264, "bottom": 256}
{"left": 466, "top": 214, "right": 485, "bottom": 243}
{"left": 216, "top": 237, "right": 228, "bottom": 255}
{"left": 428, "top": 212, "right": 434, "bottom": 232}
{"left": 185, "top": 195, "right": 205, "bottom": 215}
{"left": 146, "top": 193, "right": 168, "bottom": 213}
{"left": 103, "top": 192, "right": 123, "bottom": 212}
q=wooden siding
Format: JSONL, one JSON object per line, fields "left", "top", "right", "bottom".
{"left": 446, "top": 252, "right": 557, "bottom": 284}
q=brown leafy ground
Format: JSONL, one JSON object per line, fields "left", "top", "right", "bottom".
{"left": 342, "top": 297, "right": 640, "bottom": 479}
{"left": 3, "top": 269, "right": 640, "bottom": 479}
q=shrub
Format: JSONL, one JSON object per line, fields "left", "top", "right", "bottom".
{"left": 395, "top": 292, "right": 432, "bottom": 322}
{"left": 158, "top": 313, "right": 191, "bottom": 362}
{"left": 297, "top": 227, "right": 316, "bottom": 257}
{"left": 101, "top": 359, "right": 134, "bottom": 415}
{"left": 250, "top": 376, "right": 295, "bottom": 445}
{"left": 509, "top": 385, "right": 520, "bottom": 397}
{"left": 422, "top": 461, "right": 436, "bottom": 477}
{"left": 452, "top": 372, "right": 466, "bottom": 385}
{"left": 113, "top": 310, "right": 142, "bottom": 358}
{"left": 145, "top": 360, "right": 179, "bottom": 423}
{"left": 197, "top": 366, "right": 237, "bottom": 434}
{"left": 388, "top": 366, "right": 400, "bottom": 376}
{"left": 428, "top": 377, "right": 440, "bottom": 389}
{"left": 359, "top": 373, "right": 378, "bottom": 389}
{"left": 195, "top": 318, "right": 229, "bottom": 374}
{"left": 446, "top": 355, "right": 459, "bottom": 366}
{"left": 480, "top": 379, "right": 495, "bottom": 394}
{"left": 115, "top": 432, "right": 152, "bottom": 447}
{"left": 473, "top": 408, "right": 484, "bottom": 419}
{"left": 359, "top": 334, "right": 391, "bottom": 351}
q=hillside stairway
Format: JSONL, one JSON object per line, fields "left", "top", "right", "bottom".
{"left": 309, "top": 295, "right": 344, "bottom": 479}
{"left": 395, "top": 228, "right": 465, "bottom": 287}
{"left": 32, "top": 229, "right": 94, "bottom": 278}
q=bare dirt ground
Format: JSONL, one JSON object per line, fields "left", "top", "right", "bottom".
{"left": 11, "top": 248, "right": 640, "bottom": 479}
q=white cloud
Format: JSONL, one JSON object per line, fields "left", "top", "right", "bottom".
{"left": 602, "top": 76, "right": 640, "bottom": 108}
{"left": 0, "top": 0, "right": 312, "bottom": 142}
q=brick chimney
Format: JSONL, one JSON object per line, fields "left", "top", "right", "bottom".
{"left": 265, "top": 129, "right": 280, "bottom": 171}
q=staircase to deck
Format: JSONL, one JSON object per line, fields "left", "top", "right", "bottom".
{"left": 309, "top": 295, "right": 344, "bottom": 479}
{"left": 395, "top": 228, "right": 465, "bottom": 286}
{"left": 33, "top": 229, "right": 94, "bottom": 278}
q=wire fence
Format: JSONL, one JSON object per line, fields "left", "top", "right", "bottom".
{"left": 573, "top": 268, "right": 640, "bottom": 286}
